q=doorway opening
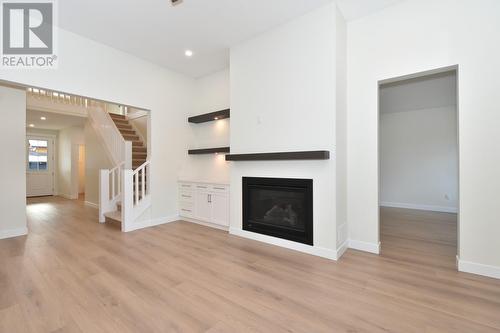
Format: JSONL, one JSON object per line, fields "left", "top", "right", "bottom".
{"left": 378, "top": 67, "right": 459, "bottom": 270}
{"left": 26, "top": 135, "right": 55, "bottom": 197}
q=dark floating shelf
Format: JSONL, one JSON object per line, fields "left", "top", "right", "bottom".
{"left": 188, "top": 109, "right": 230, "bottom": 124}
{"left": 225, "top": 150, "right": 330, "bottom": 161}
{"left": 188, "top": 147, "right": 230, "bottom": 155}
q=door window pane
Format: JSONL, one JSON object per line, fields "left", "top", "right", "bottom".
{"left": 28, "top": 139, "right": 49, "bottom": 171}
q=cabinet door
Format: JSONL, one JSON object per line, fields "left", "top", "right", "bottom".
{"left": 195, "top": 192, "right": 211, "bottom": 221}
{"left": 211, "top": 193, "right": 229, "bottom": 226}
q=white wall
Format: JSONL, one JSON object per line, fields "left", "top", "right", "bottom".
{"left": 380, "top": 73, "right": 458, "bottom": 213}
{"left": 335, "top": 8, "right": 348, "bottom": 248}
{"left": 58, "top": 126, "right": 84, "bottom": 199}
{"left": 0, "top": 27, "right": 195, "bottom": 225}
{"left": 229, "top": 3, "right": 344, "bottom": 258}
{"left": 380, "top": 106, "right": 458, "bottom": 212}
{"left": 0, "top": 86, "right": 27, "bottom": 239}
{"left": 347, "top": 0, "right": 500, "bottom": 276}
{"left": 180, "top": 68, "right": 231, "bottom": 184}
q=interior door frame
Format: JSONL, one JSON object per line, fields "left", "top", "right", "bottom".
{"left": 376, "top": 65, "right": 460, "bottom": 263}
{"left": 26, "top": 133, "right": 56, "bottom": 197}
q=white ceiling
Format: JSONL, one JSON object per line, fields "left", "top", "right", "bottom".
{"left": 58, "top": 0, "right": 403, "bottom": 78}
{"left": 59, "top": 0, "right": 331, "bottom": 78}
{"left": 27, "top": 109, "right": 86, "bottom": 130}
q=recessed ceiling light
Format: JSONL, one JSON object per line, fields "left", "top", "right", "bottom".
{"left": 40, "top": 116, "right": 46, "bottom": 120}
{"left": 29, "top": 124, "right": 35, "bottom": 127}
{"left": 185, "top": 50, "right": 193, "bottom": 57}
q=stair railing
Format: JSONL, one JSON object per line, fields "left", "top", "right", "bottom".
{"left": 121, "top": 160, "right": 151, "bottom": 232}
{"left": 99, "top": 162, "right": 125, "bottom": 222}
{"left": 27, "top": 88, "right": 91, "bottom": 117}
{"left": 90, "top": 102, "right": 135, "bottom": 224}
{"left": 87, "top": 105, "right": 131, "bottom": 167}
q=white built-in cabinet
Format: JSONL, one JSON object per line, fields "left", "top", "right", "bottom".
{"left": 179, "top": 181, "right": 229, "bottom": 228}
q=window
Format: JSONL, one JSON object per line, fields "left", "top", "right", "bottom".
{"left": 28, "top": 139, "right": 48, "bottom": 171}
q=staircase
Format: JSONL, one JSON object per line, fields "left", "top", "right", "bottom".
{"left": 103, "top": 113, "right": 150, "bottom": 227}
{"left": 109, "top": 113, "right": 147, "bottom": 169}
{"left": 104, "top": 201, "right": 123, "bottom": 224}
{"left": 27, "top": 87, "right": 152, "bottom": 232}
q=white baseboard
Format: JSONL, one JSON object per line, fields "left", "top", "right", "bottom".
{"left": 349, "top": 239, "right": 381, "bottom": 254}
{"left": 0, "top": 226, "right": 28, "bottom": 240}
{"left": 123, "top": 215, "right": 180, "bottom": 232}
{"left": 181, "top": 217, "right": 229, "bottom": 231}
{"left": 457, "top": 257, "right": 500, "bottom": 280}
{"left": 84, "top": 201, "right": 98, "bottom": 209}
{"left": 336, "top": 239, "right": 349, "bottom": 259}
{"left": 229, "top": 227, "right": 339, "bottom": 260}
{"left": 380, "top": 201, "right": 457, "bottom": 213}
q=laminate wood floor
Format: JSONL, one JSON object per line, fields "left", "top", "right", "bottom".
{"left": 1, "top": 197, "right": 499, "bottom": 332}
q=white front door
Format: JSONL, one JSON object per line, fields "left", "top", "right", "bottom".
{"left": 27, "top": 136, "right": 54, "bottom": 197}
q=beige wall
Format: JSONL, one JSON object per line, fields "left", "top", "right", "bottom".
{"left": 78, "top": 145, "right": 85, "bottom": 194}
{"left": 84, "top": 121, "right": 113, "bottom": 205}
{"left": 58, "top": 126, "right": 84, "bottom": 199}
{"left": 0, "top": 86, "right": 27, "bottom": 239}
{"left": 129, "top": 115, "right": 148, "bottom": 145}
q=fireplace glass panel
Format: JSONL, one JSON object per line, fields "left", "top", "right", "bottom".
{"left": 248, "top": 187, "right": 306, "bottom": 231}
{"left": 243, "top": 177, "right": 313, "bottom": 245}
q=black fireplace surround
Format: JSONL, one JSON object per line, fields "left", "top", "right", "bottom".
{"left": 243, "top": 177, "right": 313, "bottom": 245}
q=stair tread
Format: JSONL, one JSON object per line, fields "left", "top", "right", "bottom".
{"left": 118, "top": 127, "right": 133, "bottom": 135}
{"left": 112, "top": 117, "right": 128, "bottom": 122}
{"left": 104, "top": 211, "right": 121, "bottom": 222}
{"left": 109, "top": 113, "right": 126, "bottom": 119}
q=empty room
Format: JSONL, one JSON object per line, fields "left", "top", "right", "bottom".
{"left": 1, "top": 0, "right": 499, "bottom": 332}
{"left": 379, "top": 70, "right": 459, "bottom": 269}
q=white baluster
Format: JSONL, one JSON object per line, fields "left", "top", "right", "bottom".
{"left": 135, "top": 172, "right": 139, "bottom": 204}
{"left": 141, "top": 167, "right": 145, "bottom": 199}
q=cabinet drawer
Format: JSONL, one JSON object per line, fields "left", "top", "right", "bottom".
{"left": 179, "top": 183, "right": 193, "bottom": 190}
{"left": 179, "top": 201, "right": 194, "bottom": 217}
{"left": 210, "top": 184, "right": 229, "bottom": 193}
{"left": 179, "top": 191, "right": 194, "bottom": 203}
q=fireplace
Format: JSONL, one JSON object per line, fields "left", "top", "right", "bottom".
{"left": 243, "top": 177, "right": 313, "bottom": 245}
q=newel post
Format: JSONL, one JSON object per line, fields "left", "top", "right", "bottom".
{"left": 99, "top": 169, "right": 109, "bottom": 223}
{"left": 121, "top": 169, "right": 134, "bottom": 232}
